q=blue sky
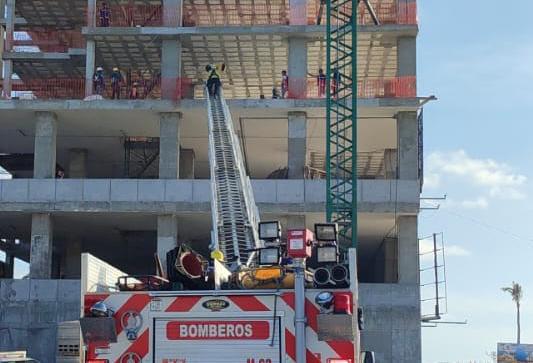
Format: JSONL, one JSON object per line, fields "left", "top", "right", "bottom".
{"left": 418, "top": 0, "right": 533, "bottom": 361}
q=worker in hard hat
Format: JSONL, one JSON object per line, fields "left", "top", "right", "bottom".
{"left": 206, "top": 63, "right": 225, "bottom": 99}
{"left": 99, "top": 2, "right": 111, "bottom": 27}
{"left": 110, "top": 67, "right": 123, "bottom": 99}
{"left": 93, "top": 66, "right": 105, "bottom": 96}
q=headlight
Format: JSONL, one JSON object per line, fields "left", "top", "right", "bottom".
{"left": 259, "top": 221, "right": 281, "bottom": 241}
{"left": 316, "top": 245, "right": 338, "bottom": 264}
{"left": 315, "top": 291, "right": 334, "bottom": 309}
{"left": 258, "top": 247, "right": 280, "bottom": 265}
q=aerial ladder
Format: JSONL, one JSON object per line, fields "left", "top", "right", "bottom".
{"left": 206, "top": 88, "right": 262, "bottom": 269}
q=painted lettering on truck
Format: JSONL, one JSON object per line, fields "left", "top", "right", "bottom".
{"left": 166, "top": 320, "right": 270, "bottom": 340}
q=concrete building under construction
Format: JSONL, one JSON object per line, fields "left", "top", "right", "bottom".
{"left": 0, "top": 0, "right": 425, "bottom": 361}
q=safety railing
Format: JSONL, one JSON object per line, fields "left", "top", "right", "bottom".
{"left": 302, "top": 76, "right": 417, "bottom": 99}
{"left": 10, "top": 30, "right": 86, "bottom": 53}
{"left": 357, "top": 0, "right": 417, "bottom": 25}
{"left": 6, "top": 77, "right": 194, "bottom": 101}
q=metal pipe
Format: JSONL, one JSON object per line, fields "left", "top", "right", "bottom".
{"left": 432, "top": 233, "right": 440, "bottom": 318}
{"left": 294, "top": 258, "right": 306, "bottom": 363}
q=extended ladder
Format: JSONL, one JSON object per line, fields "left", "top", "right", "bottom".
{"left": 206, "top": 89, "right": 261, "bottom": 268}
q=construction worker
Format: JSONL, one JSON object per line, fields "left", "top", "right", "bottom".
{"left": 206, "top": 63, "right": 225, "bottom": 99}
{"left": 93, "top": 66, "right": 105, "bottom": 96}
{"left": 129, "top": 81, "right": 139, "bottom": 99}
{"left": 331, "top": 68, "right": 341, "bottom": 97}
{"left": 110, "top": 67, "right": 123, "bottom": 99}
{"left": 281, "top": 70, "right": 289, "bottom": 99}
{"left": 99, "top": 2, "right": 111, "bottom": 27}
{"left": 316, "top": 68, "right": 326, "bottom": 97}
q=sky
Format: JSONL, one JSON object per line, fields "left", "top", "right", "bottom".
{"left": 418, "top": 0, "right": 533, "bottom": 361}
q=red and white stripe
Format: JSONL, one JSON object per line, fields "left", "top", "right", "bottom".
{"left": 85, "top": 291, "right": 355, "bottom": 363}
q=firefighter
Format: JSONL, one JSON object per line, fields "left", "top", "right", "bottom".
{"left": 93, "top": 66, "right": 105, "bottom": 96}
{"left": 110, "top": 67, "right": 123, "bottom": 99}
{"left": 206, "top": 63, "right": 225, "bottom": 99}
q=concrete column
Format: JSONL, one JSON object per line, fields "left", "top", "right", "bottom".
{"left": 159, "top": 112, "right": 182, "bottom": 179}
{"left": 396, "top": 111, "right": 418, "bottom": 180}
{"left": 30, "top": 213, "right": 53, "bottom": 279}
{"left": 397, "top": 216, "right": 419, "bottom": 284}
{"left": 163, "top": 0, "right": 183, "bottom": 27}
{"left": 68, "top": 148, "right": 88, "bottom": 178}
{"left": 383, "top": 237, "right": 398, "bottom": 283}
{"left": 285, "top": 215, "right": 306, "bottom": 230}
{"left": 87, "top": 0, "right": 96, "bottom": 27}
{"left": 288, "top": 111, "right": 307, "bottom": 179}
{"left": 179, "top": 148, "right": 195, "bottom": 179}
{"left": 85, "top": 40, "right": 96, "bottom": 97}
{"left": 288, "top": 38, "right": 308, "bottom": 98}
{"left": 2, "top": 0, "right": 15, "bottom": 98}
{"left": 161, "top": 39, "right": 182, "bottom": 100}
{"left": 397, "top": 37, "right": 417, "bottom": 77}
{"left": 157, "top": 215, "right": 178, "bottom": 271}
{"left": 289, "top": 0, "right": 307, "bottom": 25}
{"left": 34, "top": 112, "right": 58, "bottom": 179}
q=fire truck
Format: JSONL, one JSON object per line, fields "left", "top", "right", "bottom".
{"left": 80, "top": 84, "right": 373, "bottom": 363}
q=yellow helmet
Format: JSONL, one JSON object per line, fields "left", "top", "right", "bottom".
{"left": 210, "top": 250, "right": 224, "bottom": 261}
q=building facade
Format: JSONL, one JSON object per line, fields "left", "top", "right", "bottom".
{"left": 0, "top": 0, "right": 423, "bottom": 361}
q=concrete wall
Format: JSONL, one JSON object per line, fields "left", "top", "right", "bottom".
{"left": 359, "top": 283, "right": 421, "bottom": 363}
{"left": 0, "top": 279, "right": 81, "bottom": 362}
{"left": 0, "top": 179, "right": 420, "bottom": 214}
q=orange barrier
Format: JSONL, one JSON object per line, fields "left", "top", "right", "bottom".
{"left": 11, "top": 79, "right": 86, "bottom": 100}
{"left": 95, "top": 5, "right": 168, "bottom": 27}
{"left": 11, "top": 30, "right": 85, "bottom": 53}
{"left": 304, "top": 76, "right": 417, "bottom": 99}
{"left": 182, "top": 3, "right": 290, "bottom": 26}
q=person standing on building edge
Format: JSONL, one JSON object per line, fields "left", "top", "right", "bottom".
{"left": 281, "top": 70, "right": 289, "bottom": 99}
{"left": 111, "top": 67, "right": 123, "bottom": 99}
{"left": 331, "top": 68, "right": 341, "bottom": 98}
{"left": 312, "top": 68, "right": 326, "bottom": 97}
{"left": 93, "top": 67, "right": 105, "bottom": 96}
{"left": 99, "top": 2, "right": 111, "bottom": 27}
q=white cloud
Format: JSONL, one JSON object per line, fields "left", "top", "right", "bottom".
{"left": 419, "top": 239, "right": 470, "bottom": 258}
{"left": 460, "top": 197, "right": 489, "bottom": 209}
{"left": 426, "top": 150, "right": 527, "bottom": 200}
{"left": 423, "top": 172, "right": 441, "bottom": 189}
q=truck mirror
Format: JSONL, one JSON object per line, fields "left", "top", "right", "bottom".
{"left": 358, "top": 307, "right": 364, "bottom": 331}
{"left": 361, "top": 351, "right": 375, "bottom": 363}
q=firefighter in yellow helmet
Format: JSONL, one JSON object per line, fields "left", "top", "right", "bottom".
{"left": 206, "top": 63, "right": 225, "bottom": 99}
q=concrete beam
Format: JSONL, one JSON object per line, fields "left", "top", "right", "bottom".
{"left": 288, "top": 37, "right": 308, "bottom": 99}
{"left": 0, "top": 179, "right": 421, "bottom": 214}
{"left": 157, "top": 214, "right": 178, "bottom": 271}
{"left": 81, "top": 24, "right": 418, "bottom": 38}
{"left": 159, "top": 112, "right": 182, "bottom": 179}
{"left": 29, "top": 213, "right": 53, "bottom": 279}
{"left": 397, "top": 216, "right": 419, "bottom": 284}
{"left": 33, "top": 112, "right": 58, "bottom": 179}
{"left": 161, "top": 40, "right": 182, "bottom": 100}
{"left": 287, "top": 111, "right": 307, "bottom": 179}
{"left": 397, "top": 111, "right": 418, "bottom": 180}
{"left": 68, "top": 149, "right": 88, "bottom": 178}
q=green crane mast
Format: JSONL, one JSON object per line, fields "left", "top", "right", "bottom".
{"left": 326, "top": 0, "right": 358, "bottom": 248}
